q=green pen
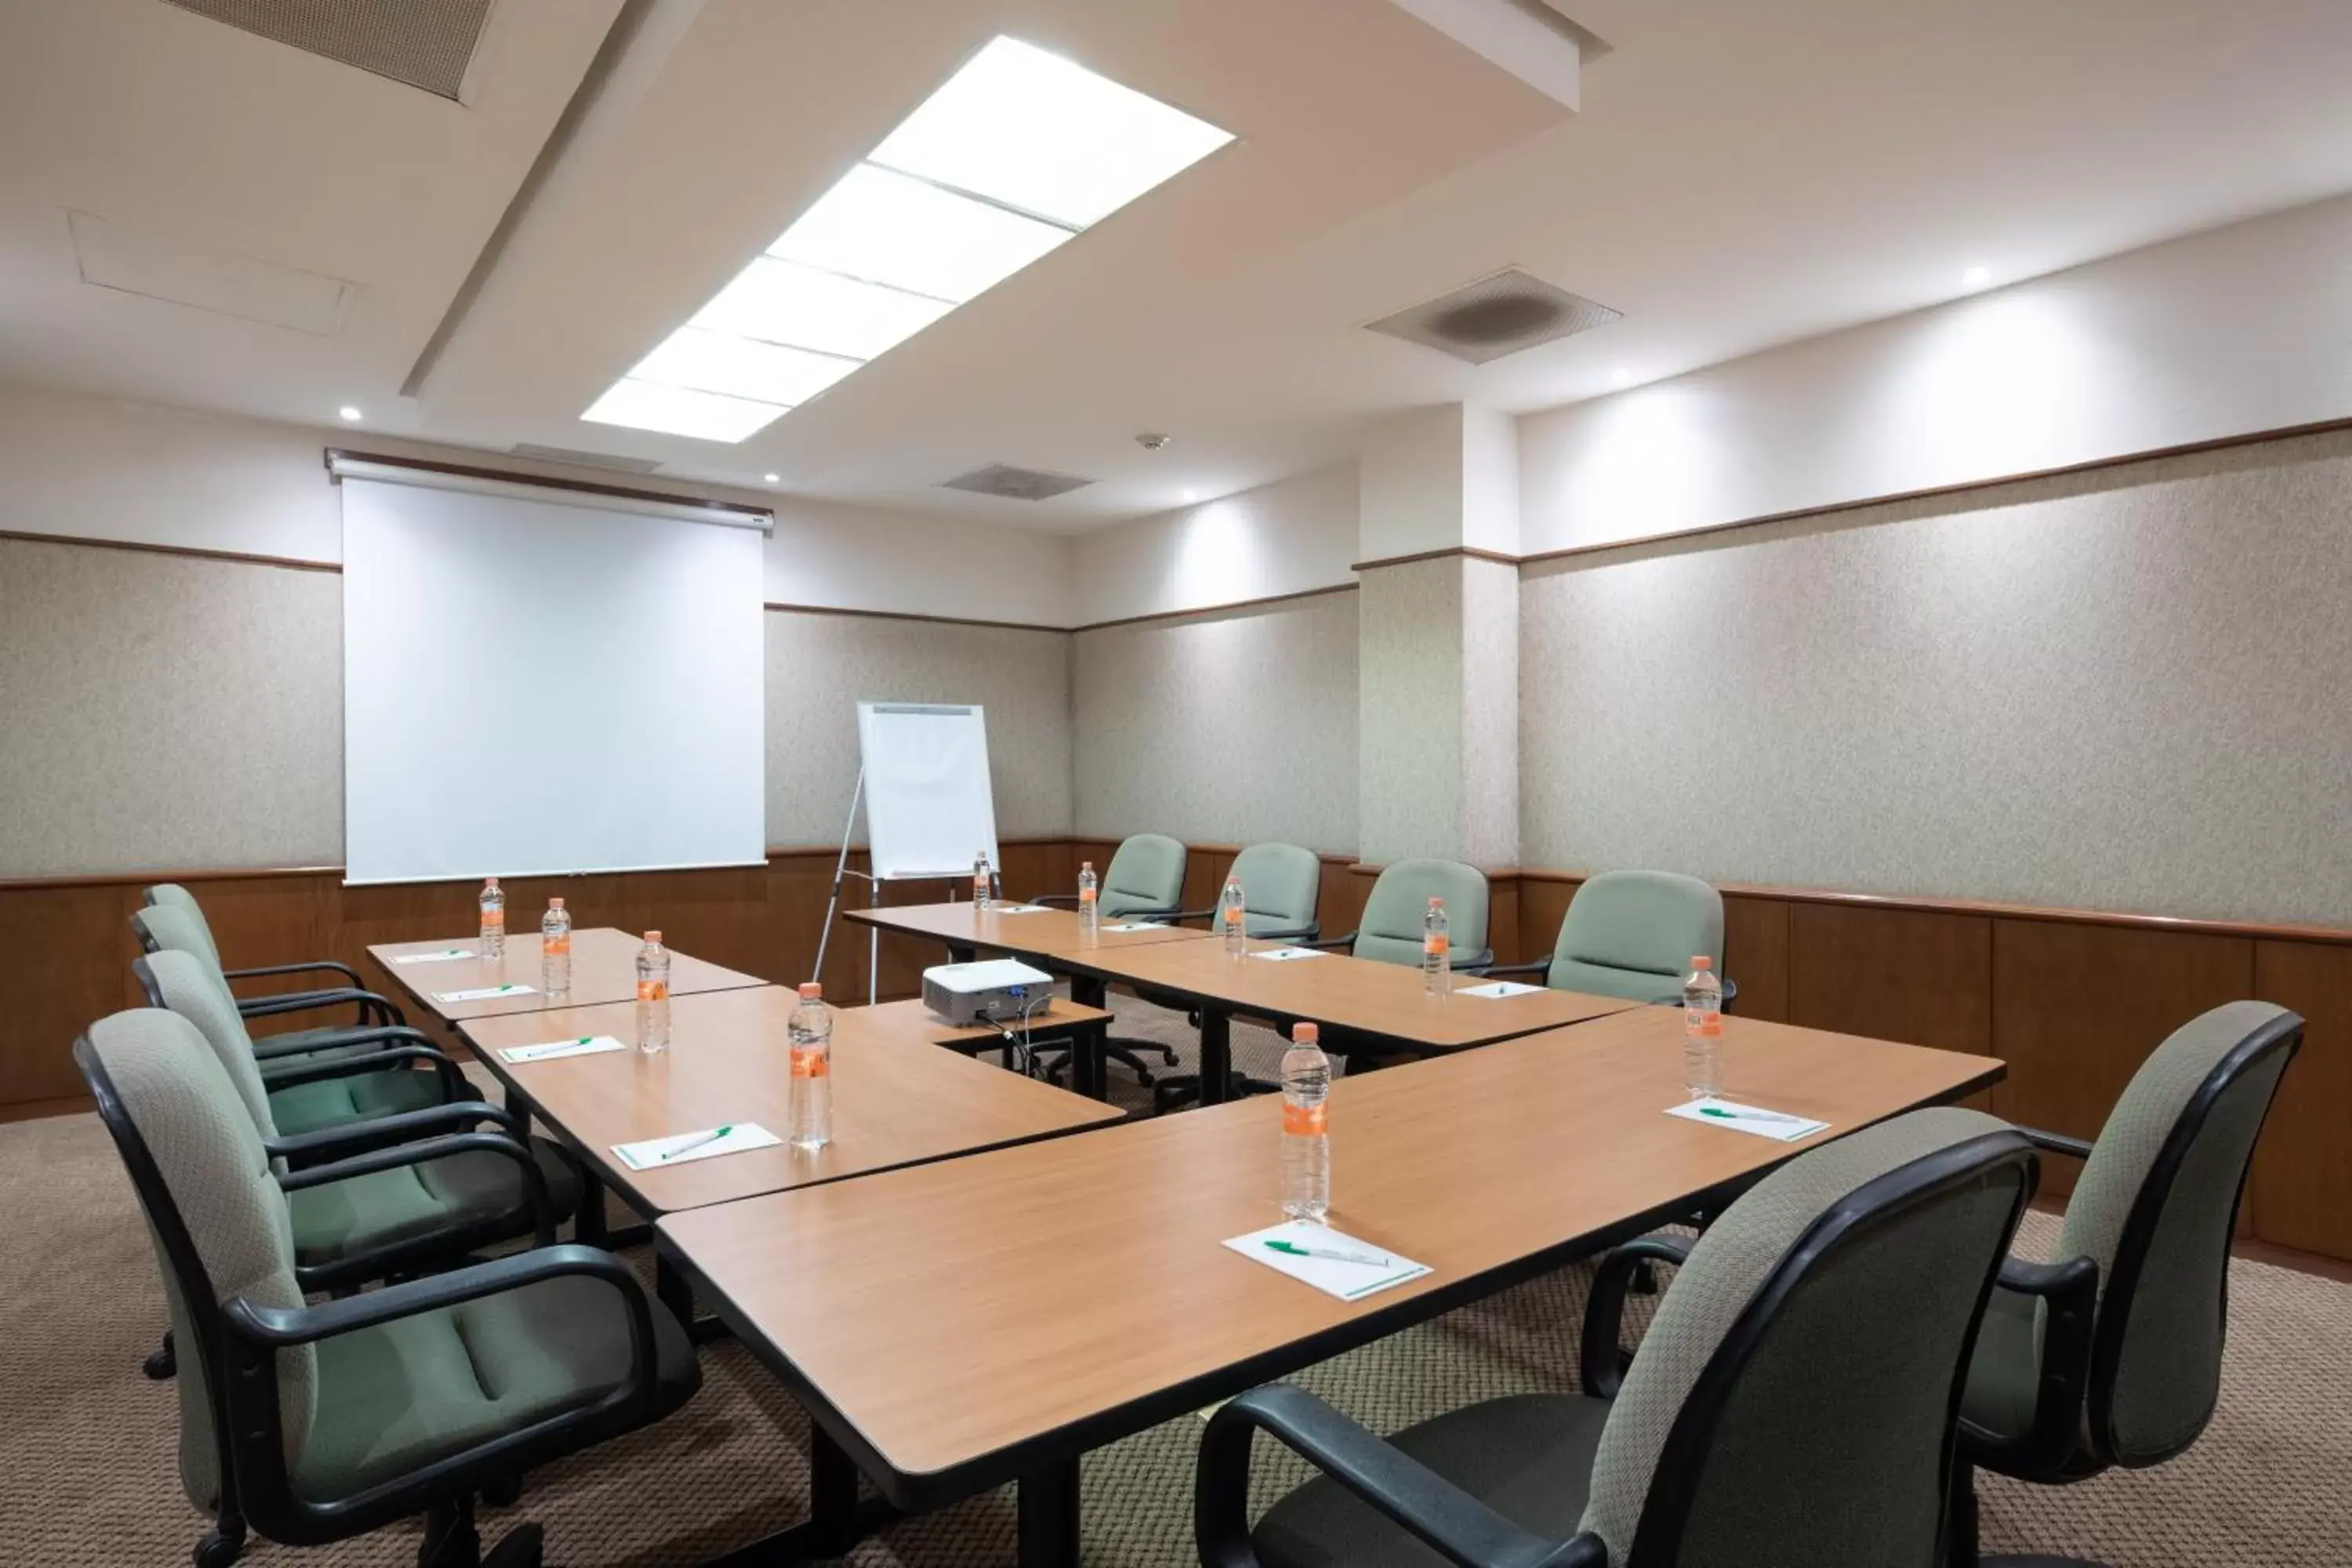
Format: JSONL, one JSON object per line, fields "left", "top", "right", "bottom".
{"left": 661, "top": 1125, "right": 734, "bottom": 1160}
{"left": 1266, "top": 1239, "right": 1392, "bottom": 1267}
{"left": 1698, "top": 1105, "right": 1806, "bottom": 1125}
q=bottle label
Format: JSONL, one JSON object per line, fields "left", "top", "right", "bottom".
{"left": 1223, "top": 906, "right": 1243, "bottom": 931}
{"left": 1686, "top": 1007, "right": 1722, "bottom": 1038}
{"left": 1080, "top": 887, "right": 1096, "bottom": 904}
{"left": 1283, "top": 1102, "right": 1327, "bottom": 1136}
{"left": 637, "top": 979, "right": 668, "bottom": 1002}
{"left": 1424, "top": 933, "right": 1450, "bottom": 956}
{"left": 481, "top": 911, "right": 503, "bottom": 935}
{"left": 545, "top": 933, "right": 570, "bottom": 955}
{"left": 790, "top": 1047, "right": 829, "bottom": 1079}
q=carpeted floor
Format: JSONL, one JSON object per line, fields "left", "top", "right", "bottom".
{"left": 5, "top": 1000, "right": 2347, "bottom": 1566}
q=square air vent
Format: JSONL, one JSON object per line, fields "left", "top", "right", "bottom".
{"left": 1364, "top": 267, "right": 1621, "bottom": 365}
{"left": 160, "top": 0, "right": 495, "bottom": 101}
{"left": 939, "top": 463, "right": 1096, "bottom": 502}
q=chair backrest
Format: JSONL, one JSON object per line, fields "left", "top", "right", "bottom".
{"left": 137, "top": 948, "right": 278, "bottom": 1140}
{"left": 132, "top": 902, "right": 222, "bottom": 977}
{"left": 1352, "top": 858, "right": 1489, "bottom": 968}
{"left": 1101, "top": 833, "right": 1188, "bottom": 919}
{"left": 1227, "top": 843, "right": 1323, "bottom": 939}
{"left": 2060, "top": 1000, "right": 2300, "bottom": 1466}
{"left": 1581, "top": 1106, "right": 2032, "bottom": 1567}
{"left": 76, "top": 1009, "right": 315, "bottom": 1513}
{"left": 143, "top": 884, "right": 223, "bottom": 970}
{"left": 1551, "top": 870, "right": 1723, "bottom": 1003}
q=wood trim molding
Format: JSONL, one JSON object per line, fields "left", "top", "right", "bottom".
{"left": 764, "top": 601, "right": 1064, "bottom": 634}
{"left": 1071, "top": 582, "right": 1358, "bottom": 633}
{"left": 1348, "top": 545, "right": 1520, "bottom": 573}
{"left": 323, "top": 447, "right": 776, "bottom": 525}
{"left": 0, "top": 528, "right": 339, "bottom": 574}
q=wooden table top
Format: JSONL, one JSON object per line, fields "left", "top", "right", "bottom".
{"left": 659, "top": 1007, "right": 2003, "bottom": 1502}
{"left": 370, "top": 927, "right": 768, "bottom": 1022}
{"left": 850, "top": 995, "right": 1114, "bottom": 1049}
{"left": 844, "top": 900, "right": 1212, "bottom": 957}
{"left": 1057, "top": 936, "right": 1646, "bottom": 1050}
{"left": 459, "top": 985, "right": 1123, "bottom": 1214}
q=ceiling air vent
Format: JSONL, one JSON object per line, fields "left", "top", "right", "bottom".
{"left": 510, "top": 444, "right": 663, "bottom": 474}
{"left": 1364, "top": 267, "right": 1621, "bottom": 365}
{"left": 160, "top": 0, "right": 495, "bottom": 101}
{"left": 939, "top": 463, "right": 1096, "bottom": 502}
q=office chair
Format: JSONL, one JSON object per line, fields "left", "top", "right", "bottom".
{"left": 1487, "top": 869, "right": 1736, "bottom": 1006}
{"left": 1198, "top": 1106, "right": 2034, "bottom": 1568}
{"left": 133, "top": 899, "right": 407, "bottom": 1047}
{"left": 1307, "top": 857, "right": 1494, "bottom": 970}
{"left": 76, "top": 1007, "right": 699, "bottom": 1568}
{"left": 1946, "top": 1000, "right": 2302, "bottom": 1568}
{"left": 1035, "top": 833, "right": 1189, "bottom": 1083}
{"left": 1150, "top": 843, "right": 1323, "bottom": 1112}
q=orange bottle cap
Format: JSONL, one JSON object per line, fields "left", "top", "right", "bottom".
{"left": 1691, "top": 955, "right": 1711, "bottom": 968}
{"left": 1294, "top": 1022, "right": 1319, "bottom": 1044}
{"left": 549, "top": 897, "right": 564, "bottom": 909}
{"left": 644, "top": 930, "right": 662, "bottom": 943}
{"left": 1428, "top": 896, "right": 1442, "bottom": 906}
{"left": 799, "top": 982, "right": 822, "bottom": 999}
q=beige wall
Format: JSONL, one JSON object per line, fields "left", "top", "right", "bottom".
{"left": 1071, "top": 592, "right": 1359, "bottom": 855}
{"left": 1519, "top": 429, "right": 2352, "bottom": 926}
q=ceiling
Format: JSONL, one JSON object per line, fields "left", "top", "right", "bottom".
{"left": 5, "top": 0, "right": 2352, "bottom": 529}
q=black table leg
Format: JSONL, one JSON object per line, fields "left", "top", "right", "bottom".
{"left": 1016, "top": 1458, "right": 1081, "bottom": 1568}
{"left": 656, "top": 1250, "right": 695, "bottom": 1324}
{"left": 1197, "top": 1007, "right": 1234, "bottom": 1105}
{"left": 947, "top": 942, "right": 976, "bottom": 965}
{"left": 808, "top": 1425, "right": 861, "bottom": 1555}
{"left": 1076, "top": 1020, "right": 1108, "bottom": 1101}
{"left": 574, "top": 1167, "right": 608, "bottom": 1246}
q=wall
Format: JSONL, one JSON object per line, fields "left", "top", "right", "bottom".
{"left": 1071, "top": 465, "right": 1357, "bottom": 626}
{"left": 1069, "top": 590, "right": 1358, "bottom": 855}
{"left": 1520, "top": 428, "right": 2352, "bottom": 928}
{"left": 1517, "top": 191, "right": 2352, "bottom": 554}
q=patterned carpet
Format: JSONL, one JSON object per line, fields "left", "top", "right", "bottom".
{"left": 4, "top": 1000, "right": 2347, "bottom": 1566}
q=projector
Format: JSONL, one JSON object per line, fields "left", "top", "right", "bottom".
{"left": 921, "top": 958, "right": 1058, "bottom": 1025}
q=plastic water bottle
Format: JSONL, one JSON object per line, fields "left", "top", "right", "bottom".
{"left": 789, "top": 982, "right": 833, "bottom": 1150}
{"left": 1076, "top": 861, "right": 1099, "bottom": 938}
{"left": 972, "top": 850, "right": 993, "bottom": 911}
{"left": 636, "top": 931, "right": 670, "bottom": 1054}
{"left": 1682, "top": 955, "right": 1723, "bottom": 1100}
{"left": 477, "top": 877, "right": 505, "bottom": 960}
{"left": 1220, "top": 872, "right": 1247, "bottom": 957}
{"left": 1421, "top": 898, "right": 1450, "bottom": 996}
{"left": 539, "top": 896, "right": 572, "bottom": 996}
{"left": 1280, "top": 1022, "right": 1331, "bottom": 1222}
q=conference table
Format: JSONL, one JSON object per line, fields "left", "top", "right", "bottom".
{"left": 659, "top": 1006, "right": 2006, "bottom": 1566}
{"left": 368, "top": 926, "right": 768, "bottom": 1024}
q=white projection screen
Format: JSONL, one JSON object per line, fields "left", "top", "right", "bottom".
{"left": 340, "top": 470, "right": 767, "bottom": 885}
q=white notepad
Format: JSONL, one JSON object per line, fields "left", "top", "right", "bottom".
{"left": 1102, "top": 921, "right": 1167, "bottom": 933}
{"left": 1251, "top": 946, "right": 1329, "bottom": 962}
{"left": 612, "top": 1123, "right": 782, "bottom": 1171}
{"left": 498, "top": 1035, "right": 626, "bottom": 1065}
{"left": 1225, "top": 1221, "right": 1432, "bottom": 1301}
{"left": 989, "top": 903, "right": 1052, "bottom": 915}
{"left": 391, "top": 947, "right": 477, "bottom": 965}
{"left": 437, "top": 982, "right": 536, "bottom": 1003}
{"left": 1667, "top": 1098, "right": 1830, "bottom": 1142}
{"left": 1455, "top": 979, "right": 1543, "bottom": 997}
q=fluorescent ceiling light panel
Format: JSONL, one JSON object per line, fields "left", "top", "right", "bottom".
{"left": 868, "top": 36, "right": 1234, "bottom": 228}
{"left": 631, "top": 326, "right": 859, "bottom": 406}
{"left": 582, "top": 379, "right": 785, "bottom": 443}
{"left": 583, "top": 35, "right": 1229, "bottom": 442}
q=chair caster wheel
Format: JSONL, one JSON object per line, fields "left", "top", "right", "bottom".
{"left": 484, "top": 1522, "right": 546, "bottom": 1567}
{"left": 145, "top": 1345, "right": 178, "bottom": 1380}
{"left": 194, "top": 1525, "right": 244, "bottom": 1568}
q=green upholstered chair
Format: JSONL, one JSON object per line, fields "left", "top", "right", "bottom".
{"left": 76, "top": 1007, "right": 698, "bottom": 1568}
{"left": 1491, "top": 870, "right": 1730, "bottom": 1006}
{"left": 1196, "top": 1106, "right": 2035, "bottom": 1568}
{"left": 1036, "top": 833, "right": 1192, "bottom": 1083}
{"left": 1946, "top": 1001, "right": 2302, "bottom": 1568}
{"left": 1312, "top": 858, "right": 1494, "bottom": 971}
{"left": 1148, "top": 844, "right": 1327, "bottom": 1112}
{"left": 133, "top": 898, "right": 406, "bottom": 1048}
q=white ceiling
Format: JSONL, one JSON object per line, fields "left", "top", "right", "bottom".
{"left": 5, "top": 0, "right": 2352, "bottom": 529}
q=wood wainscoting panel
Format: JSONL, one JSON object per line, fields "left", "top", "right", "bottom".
{"left": 1991, "top": 921, "right": 2254, "bottom": 1201}
{"left": 0, "top": 882, "right": 130, "bottom": 1102}
{"left": 1722, "top": 895, "right": 1790, "bottom": 1023}
{"left": 1518, "top": 875, "right": 1577, "bottom": 975}
{"left": 176, "top": 873, "right": 343, "bottom": 1001}
{"left": 1787, "top": 902, "right": 1993, "bottom": 1055}
{"left": 2247, "top": 942, "right": 2352, "bottom": 1259}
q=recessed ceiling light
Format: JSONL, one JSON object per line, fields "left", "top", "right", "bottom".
{"left": 581, "top": 379, "right": 785, "bottom": 443}
{"left": 1181, "top": 487, "right": 1200, "bottom": 502}
{"left": 1610, "top": 368, "right": 1631, "bottom": 387}
{"left": 764, "top": 473, "right": 780, "bottom": 485}
{"left": 583, "top": 36, "right": 1229, "bottom": 441}
{"left": 1961, "top": 265, "right": 1991, "bottom": 289}
{"left": 339, "top": 405, "right": 362, "bottom": 421}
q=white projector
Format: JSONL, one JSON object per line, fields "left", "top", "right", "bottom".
{"left": 921, "top": 958, "right": 1058, "bottom": 1025}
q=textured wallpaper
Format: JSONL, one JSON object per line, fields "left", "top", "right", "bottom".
{"left": 767, "top": 611, "right": 1073, "bottom": 848}
{"left": 1520, "top": 430, "right": 2352, "bottom": 926}
{"left": 0, "top": 539, "right": 344, "bottom": 876}
{"left": 1072, "top": 592, "right": 1358, "bottom": 854}
{"left": 1357, "top": 560, "right": 1465, "bottom": 865}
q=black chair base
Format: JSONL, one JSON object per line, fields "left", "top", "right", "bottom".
{"left": 145, "top": 1328, "right": 176, "bottom": 1380}
{"left": 1981, "top": 1559, "right": 2107, "bottom": 1567}
{"left": 1153, "top": 1071, "right": 1278, "bottom": 1114}
{"left": 194, "top": 1516, "right": 244, "bottom": 1568}
{"left": 421, "top": 1495, "right": 543, "bottom": 1568}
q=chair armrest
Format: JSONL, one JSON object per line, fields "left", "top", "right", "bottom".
{"left": 1483, "top": 959, "right": 1552, "bottom": 979}
{"left": 247, "top": 1023, "right": 437, "bottom": 1062}
{"left": 1165, "top": 906, "right": 1218, "bottom": 925}
{"left": 2015, "top": 1127, "right": 2095, "bottom": 1162}
{"left": 1961, "top": 1252, "right": 2101, "bottom": 1473}
{"left": 280, "top": 1131, "right": 555, "bottom": 1249}
{"left": 260, "top": 1043, "right": 464, "bottom": 1105}
{"left": 1455, "top": 948, "right": 1496, "bottom": 975}
{"left": 240, "top": 986, "right": 405, "bottom": 1028}
{"left": 1032, "top": 892, "right": 1079, "bottom": 907}
{"left": 226, "top": 958, "right": 366, "bottom": 988}
{"left": 265, "top": 1099, "right": 524, "bottom": 1163}
{"left": 1196, "top": 1385, "right": 1602, "bottom": 1568}
{"left": 1301, "top": 931, "right": 1356, "bottom": 952}
{"left": 1579, "top": 1232, "right": 1697, "bottom": 1399}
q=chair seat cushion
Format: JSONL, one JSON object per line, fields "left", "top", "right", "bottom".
{"left": 1254, "top": 1392, "right": 1608, "bottom": 1568}
{"left": 293, "top": 1272, "right": 700, "bottom": 1501}
{"left": 267, "top": 1066, "right": 449, "bottom": 1137}
{"left": 1961, "top": 1282, "right": 2044, "bottom": 1445}
{"left": 287, "top": 1140, "right": 581, "bottom": 1265}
